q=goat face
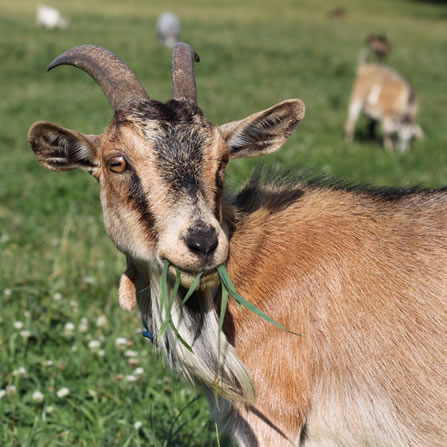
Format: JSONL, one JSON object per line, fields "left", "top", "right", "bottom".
{"left": 99, "top": 100, "right": 230, "bottom": 288}
{"left": 28, "top": 45, "right": 304, "bottom": 290}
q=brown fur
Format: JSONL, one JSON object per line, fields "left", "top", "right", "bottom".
{"left": 28, "top": 46, "right": 446, "bottom": 446}
{"left": 222, "top": 185, "right": 447, "bottom": 445}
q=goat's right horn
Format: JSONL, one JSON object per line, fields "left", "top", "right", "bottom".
{"left": 47, "top": 45, "right": 149, "bottom": 111}
{"left": 172, "top": 42, "right": 200, "bottom": 103}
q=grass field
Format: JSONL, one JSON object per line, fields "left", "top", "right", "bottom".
{"left": 1, "top": 0, "right": 446, "bottom": 445}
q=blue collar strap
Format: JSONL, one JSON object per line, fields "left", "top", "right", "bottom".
{"left": 141, "top": 317, "right": 154, "bottom": 341}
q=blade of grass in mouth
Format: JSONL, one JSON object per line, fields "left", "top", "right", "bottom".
{"left": 217, "top": 281, "right": 229, "bottom": 357}
{"left": 182, "top": 271, "right": 203, "bottom": 305}
{"left": 158, "top": 267, "right": 181, "bottom": 339}
{"left": 155, "top": 261, "right": 299, "bottom": 367}
{"left": 217, "top": 264, "right": 301, "bottom": 337}
{"left": 214, "top": 280, "right": 229, "bottom": 404}
{"left": 157, "top": 261, "right": 203, "bottom": 352}
{"left": 159, "top": 261, "right": 169, "bottom": 319}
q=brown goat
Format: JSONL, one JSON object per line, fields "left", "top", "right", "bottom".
{"left": 29, "top": 44, "right": 446, "bottom": 446}
{"left": 344, "top": 41, "right": 424, "bottom": 151}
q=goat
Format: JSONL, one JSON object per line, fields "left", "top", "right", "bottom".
{"left": 344, "top": 39, "right": 424, "bottom": 152}
{"left": 36, "top": 5, "right": 70, "bottom": 30}
{"left": 28, "top": 44, "right": 447, "bottom": 446}
{"left": 156, "top": 12, "right": 181, "bottom": 48}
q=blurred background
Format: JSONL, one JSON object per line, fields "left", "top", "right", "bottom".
{"left": 0, "top": 0, "right": 446, "bottom": 445}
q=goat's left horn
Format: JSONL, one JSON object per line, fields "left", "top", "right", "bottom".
{"left": 172, "top": 42, "right": 200, "bottom": 103}
{"left": 47, "top": 45, "right": 149, "bottom": 111}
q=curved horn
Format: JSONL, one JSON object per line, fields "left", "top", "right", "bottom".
{"left": 47, "top": 45, "right": 149, "bottom": 111}
{"left": 172, "top": 42, "right": 200, "bottom": 103}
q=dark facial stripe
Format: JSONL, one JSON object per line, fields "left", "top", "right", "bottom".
{"left": 214, "top": 167, "right": 225, "bottom": 220}
{"left": 154, "top": 125, "right": 205, "bottom": 196}
{"left": 128, "top": 171, "right": 158, "bottom": 242}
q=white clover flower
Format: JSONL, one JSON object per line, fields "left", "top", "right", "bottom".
{"left": 128, "top": 358, "right": 140, "bottom": 367}
{"left": 115, "top": 337, "right": 128, "bottom": 348}
{"left": 83, "top": 276, "right": 96, "bottom": 285}
{"left": 97, "top": 349, "right": 105, "bottom": 357}
{"left": 20, "top": 330, "right": 32, "bottom": 339}
{"left": 45, "top": 360, "right": 54, "bottom": 366}
{"left": 46, "top": 406, "right": 54, "bottom": 413}
{"left": 134, "top": 421, "right": 143, "bottom": 430}
{"left": 126, "top": 375, "right": 137, "bottom": 382}
{"left": 64, "top": 322, "right": 75, "bottom": 335}
{"left": 88, "top": 340, "right": 101, "bottom": 350}
{"left": 4, "top": 288, "right": 12, "bottom": 297}
{"left": 12, "top": 366, "right": 27, "bottom": 376}
{"left": 56, "top": 387, "right": 70, "bottom": 398}
{"left": 88, "top": 389, "right": 97, "bottom": 398}
{"left": 13, "top": 321, "right": 24, "bottom": 329}
{"left": 96, "top": 315, "right": 108, "bottom": 328}
{"left": 71, "top": 345, "right": 78, "bottom": 352}
{"left": 6, "top": 385, "right": 16, "bottom": 395}
{"left": 124, "top": 350, "right": 138, "bottom": 358}
{"left": 69, "top": 300, "right": 78, "bottom": 312}
{"left": 32, "top": 391, "right": 45, "bottom": 403}
{"left": 0, "top": 390, "right": 6, "bottom": 399}
{"left": 79, "top": 318, "right": 89, "bottom": 333}
{"left": 133, "top": 367, "right": 144, "bottom": 376}
{"left": 53, "top": 292, "right": 62, "bottom": 301}
{"left": 79, "top": 324, "right": 88, "bottom": 333}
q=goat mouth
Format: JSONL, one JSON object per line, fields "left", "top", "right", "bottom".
{"left": 167, "top": 263, "right": 220, "bottom": 290}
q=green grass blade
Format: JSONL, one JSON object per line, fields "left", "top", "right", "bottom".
{"left": 159, "top": 260, "right": 170, "bottom": 314}
{"left": 217, "top": 265, "right": 301, "bottom": 336}
{"left": 214, "top": 281, "right": 229, "bottom": 404}
{"left": 215, "top": 423, "right": 222, "bottom": 447}
{"left": 217, "top": 282, "right": 228, "bottom": 358}
{"left": 157, "top": 262, "right": 193, "bottom": 351}
{"left": 158, "top": 267, "right": 181, "bottom": 339}
{"left": 182, "top": 271, "right": 203, "bottom": 305}
{"left": 169, "top": 320, "right": 193, "bottom": 352}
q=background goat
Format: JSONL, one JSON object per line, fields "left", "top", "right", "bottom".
{"left": 36, "top": 5, "right": 70, "bottom": 30}
{"left": 156, "top": 12, "right": 181, "bottom": 48}
{"left": 344, "top": 36, "right": 424, "bottom": 151}
{"left": 28, "top": 44, "right": 446, "bottom": 446}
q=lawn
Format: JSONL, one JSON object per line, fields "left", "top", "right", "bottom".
{"left": 1, "top": 0, "right": 446, "bottom": 445}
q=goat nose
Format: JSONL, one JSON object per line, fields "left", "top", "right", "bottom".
{"left": 185, "top": 227, "right": 218, "bottom": 256}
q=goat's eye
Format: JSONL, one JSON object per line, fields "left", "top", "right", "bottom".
{"left": 108, "top": 156, "right": 127, "bottom": 173}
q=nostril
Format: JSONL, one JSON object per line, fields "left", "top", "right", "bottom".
{"left": 185, "top": 227, "right": 218, "bottom": 256}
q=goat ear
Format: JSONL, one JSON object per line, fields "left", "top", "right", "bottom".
{"left": 119, "top": 260, "right": 138, "bottom": 312}
{"left": 28, "top": 121, "right": 99, "bottom": 172}
{"left": 218, "top": 99, "right": 305, "bottom": 159}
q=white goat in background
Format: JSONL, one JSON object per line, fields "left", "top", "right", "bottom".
{"left": 344, "top": 35, "right": 424, "bottom": 152}
{"left": 156, "top": 12, "right": 181, "bottom": 48}
{"left": 36, "top": 5, "right": 70, "bottom": 30}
